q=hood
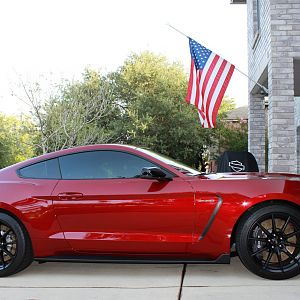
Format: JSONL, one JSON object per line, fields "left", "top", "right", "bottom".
{"left": 200, "top": 172, "right": 300, "bottom": 181}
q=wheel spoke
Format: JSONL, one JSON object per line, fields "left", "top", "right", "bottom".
{"left": 271, "top": 214, "right": 276, "bottom": 232}
{"left": 256, "top": 222, "right": 272, "bottom": 238}
{"left": 251, "top": 246, "right": 269, "bottom": 257}
{"left": 276, "top": 251, "right": 284, "bottom": 272}
{"left": 263, "top": 250, "right": 273, "bottom": 269}
{"left": 2, "top": 230, "right": 12, "bottom": 240}
{"left": 281, "top": 216, "right": 291, "bottom": 233}
{"left": 285, "top": 242, "right": 300, "bottom": 248}
{"left": 2, "top": 249, "right": 13, "bottom": 258}
{"left": 3, "top": 242, "right": 14, "bottom": 246}
{"left": 285, "top": 229, "right": 300, "bottom": 239}
{"left": 282, "top": 248, "right": 300, "bottom": 266}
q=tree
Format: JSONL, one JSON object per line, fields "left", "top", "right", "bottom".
{"left": 42, "top": 69, "right": 120, "bottom": 153}
{"left": 0, "top": 114, "right": 35, "bottom": 168}
{"left": 214, "top": 97, "right": 248, "bottom": 157}
{"left": 15, "top": 69, "right": 120, "bottom": 154}
{"left": 110, "top": 51, "right": 214, "bottom": 170}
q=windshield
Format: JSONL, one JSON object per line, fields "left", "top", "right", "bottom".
{"left": 136, "top": 147, "right": 201, "bottom": 176}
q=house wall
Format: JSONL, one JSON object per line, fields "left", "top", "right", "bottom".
{"left": 247, "top": 0, "right": 271, "bottom": 172}
{"left": 247, "top": 0, "right": 300, "bottom": 173}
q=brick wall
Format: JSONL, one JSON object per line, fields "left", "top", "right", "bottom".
{"left": 268, "top": 0, "right": 299, "bottom": 173}
{"left": 248, "top": 95, "right": 266, "bottom": 171}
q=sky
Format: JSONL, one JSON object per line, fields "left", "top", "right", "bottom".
{"left": 0, "top": 0, "right": 248, "bottom": 115}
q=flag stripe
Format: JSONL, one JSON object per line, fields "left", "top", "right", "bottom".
{"left": 211, "top": 64, "right": 235, "bottom": 126}
{"left": 201, "top": 55, "right": 220, "bottom": 106}
{"left": 199, "top": 54, "right": 217, "bottom": 104}
{"left": 195, "top": 71, "right": 201, "bottom": 108}
{"left": 206, "top": 61, "right": 231, "bottom": 127}
{"left": 186, "top": 60, "right": 195, "bottom": 104}
{"left": 203, "top": 57, "right": 225, "bottom": 127}
{"left": 197, "top": 109, "right": 205, "bottom": 125}
{"left": 205, "top": 59, "right": 228, "bottom": 127}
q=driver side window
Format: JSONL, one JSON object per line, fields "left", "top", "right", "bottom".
{"left": 59, "top": 150, "right": 159, "bottom": 180}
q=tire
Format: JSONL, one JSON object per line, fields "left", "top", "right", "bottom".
{"left": 0, "top": 213, "right": 33, "bottom": 277}
{"left": 236, "top": 204, "right": 300, "bottom": 280}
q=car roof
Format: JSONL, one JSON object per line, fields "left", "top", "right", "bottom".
{"left": 12, "top": 144, "right": 137, "bottom": 167}
{"left": 0, "top": 144, "right": 184, "bottom": 178}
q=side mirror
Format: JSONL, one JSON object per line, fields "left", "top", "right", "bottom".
{"left": 140, "top": 167, "right": 172, "bottom": 181}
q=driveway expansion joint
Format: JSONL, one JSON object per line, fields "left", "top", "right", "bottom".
{"left": 177, "top": 264, "right": 187, "bottom": 300}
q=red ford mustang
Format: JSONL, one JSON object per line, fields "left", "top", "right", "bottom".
{"left": 0, "top": 144, "right": 300, "bottom": 280}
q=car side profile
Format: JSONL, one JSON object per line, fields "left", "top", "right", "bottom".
{"left": 0, "top": 144, "right": 299, "bottom": 280}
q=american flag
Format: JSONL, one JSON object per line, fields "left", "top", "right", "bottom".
{"left": 186, "top": 38, "right": 235, "bottom": 128}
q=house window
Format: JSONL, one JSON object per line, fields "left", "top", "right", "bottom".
{"left": 294, "top": 59, "right": 300, "bottom": 97}
{"left": 252, "top": 0, "right": 261, "bottom": 49}
{"left": 256, "top": 0, "right": 261, "bottom": 32}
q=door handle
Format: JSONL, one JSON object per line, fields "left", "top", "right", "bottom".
{"left": 57, "top": 192, "right": 84, "bottom": 200}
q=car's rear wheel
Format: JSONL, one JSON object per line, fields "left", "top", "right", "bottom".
{"left": 236, "top": 204, "right": 300, "bottom": 280}
{"left": 0, "top": 213, "right": 32, "bottom": 277}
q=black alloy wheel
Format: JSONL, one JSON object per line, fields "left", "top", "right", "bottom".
{"left": 236, "top": 204, "right": 300, "bottom": 280}
{"left": 0, "top": 223, "right": 17, "bottom": 270}
{"left": 0, "top": 213, "right": 32, "bottom": 277}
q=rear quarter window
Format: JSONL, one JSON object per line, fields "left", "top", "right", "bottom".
{"left": 18, "top": 158, "right": 61, "bottom": 179}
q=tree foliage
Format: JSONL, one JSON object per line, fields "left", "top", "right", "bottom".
{"left": 216, "top": 97, "right": 248, "bottom": 154}
{"left": 218, "top": 121, "right": 248, "bottom": 153}
{"left": 17, "top": 69, "right": 120, "bottom": 154}
{"left": 111, "top": 52, "right": 214, "bottom": 169}
{"left": 41, "top": 69, "right": 120, "bottom": 153}
{"left": 0, "top": 114, "right": 35, "bottom": 168}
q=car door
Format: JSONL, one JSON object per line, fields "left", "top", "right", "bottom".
{"left": 52, "top": 150, "right": 195, "bottom": 255}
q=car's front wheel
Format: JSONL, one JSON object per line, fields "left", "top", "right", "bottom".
{"left": 236, "top": 204, "right": 300, "bottom": 280}
{"left": 0, "top": 213, "right": 33, "bottom": 277}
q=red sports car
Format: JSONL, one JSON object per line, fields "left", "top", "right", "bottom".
{"left": 0, "top": 144, "right": 299, "bottom": 280}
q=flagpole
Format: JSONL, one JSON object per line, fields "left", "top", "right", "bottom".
{"left": 167, "top": 24, "right": 189, "bottom": 39}
{"left": 234, "top": 67, "right": 268, "bottom": 95}
{"left": 167, "top": 24, "right": 269, "bottom": 95}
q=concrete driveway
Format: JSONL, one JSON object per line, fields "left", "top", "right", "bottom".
{"left": 0, "top": 258, "right": 299, "bottom": 300}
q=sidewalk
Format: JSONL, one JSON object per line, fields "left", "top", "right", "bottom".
{"left": 0, "top": 258, "right": 299, "bottom": 299}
